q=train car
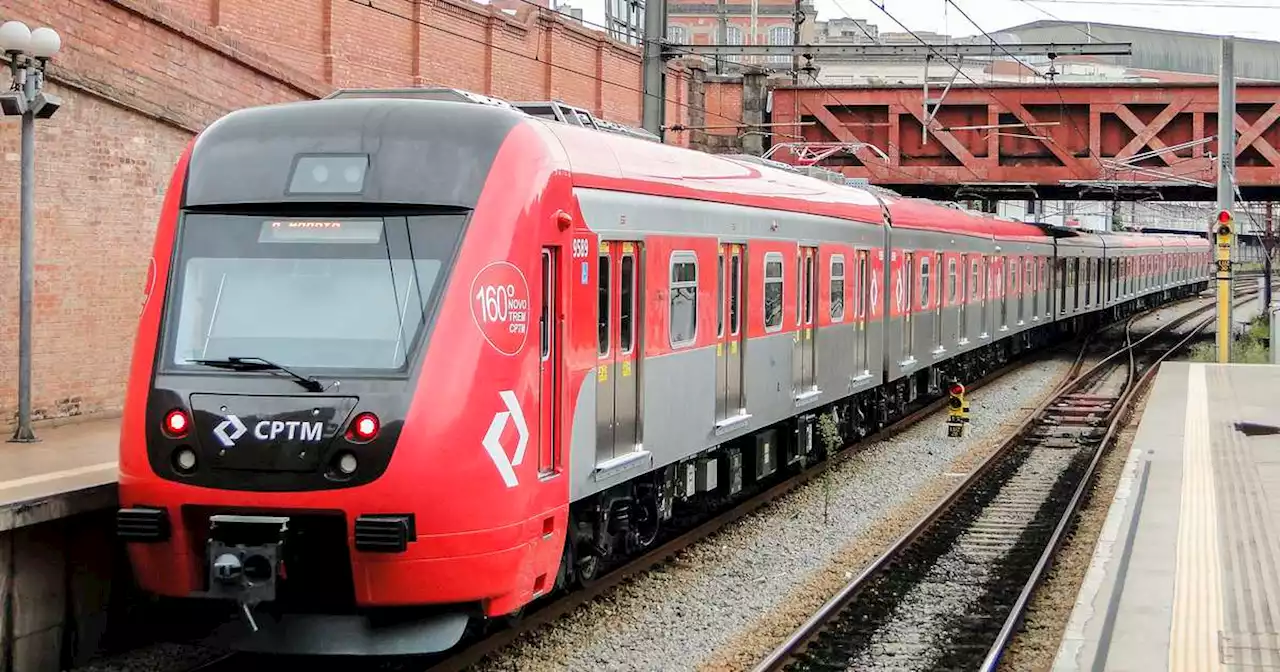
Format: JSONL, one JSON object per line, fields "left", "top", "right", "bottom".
{"left": 876, "top": 198, "right": 1056, "bottom": 400}
{"left": 114, "top": 88, "right": 1213, "bottom": 657}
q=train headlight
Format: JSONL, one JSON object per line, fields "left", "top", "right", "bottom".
{"left": 173, "top": 446, "right": 198, "bottom": 474}
{"left": 288, "top": 154, "right": 369, "bottom": 195}
{"left": 338, "top": 452, "right": 358, "bottom": 475}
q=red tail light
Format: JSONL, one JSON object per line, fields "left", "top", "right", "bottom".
{"left": 163, "top": 408, "right": 190, "bottom": 438}
{"left": 349, "top": 412, "right": 380, "bottom": 442}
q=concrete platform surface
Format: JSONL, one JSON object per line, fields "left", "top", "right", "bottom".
{"left": 0, "top": 418, "right": 120, "bottom": 531}
{"left": 1053, "top": 362, "right": 1280, "bottom": 672}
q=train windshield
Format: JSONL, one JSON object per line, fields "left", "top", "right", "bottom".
{"left": 161, "top": 213, "right": 466, "bottom": 373}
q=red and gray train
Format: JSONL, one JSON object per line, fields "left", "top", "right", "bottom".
{"left": 114, "top": 87, "right": 1212, "bottom": 655}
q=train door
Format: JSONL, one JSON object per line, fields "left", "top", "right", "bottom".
{"left": 935, "top": 254, "right": 946, "bottom": 350}
{"left": 1073, "top": 258, "right": 1081, "bottom": 308}
{"left": 792, "top": 249, "right": 803, "bottom": 394}
{"left": 539, "top": 248, "right": 561, "bottom": 477}
{"left": 800, "top": 246, "right": 818, "bottom": 391}
{"left": 1100, "top": 256, "right": 1111, "bottom": 299}
{"left": 902, "top": 251, "right": 915, "bottom": 358}
{"left": 979, "top": 256, "right": 988, "bottom": 336}
{"left": 1058, "top": 258, "right": 1068, "bottom": 314}
{"left": 958, "top": 254, "right": 968, "bottom": 341}
{"left": 595, "top": 241, "right": 642, "bottom": 465}
{"left": 998, "top": 258, "right": 1009, "bottom": 328}
{"left": 1019, "top": 258, "right": 1028, "bottom": 323}
{"left": 716, "top": 244, "right": 746, "bottom": 423}
{"left": 1042, "top": 258, "right": 1050, "bottom": 318}
{"left": 1030, "top": 258, "right": 1038, "bottom": 318}
{"left": 855, "top": 249, "right": 870, "bottom": 373}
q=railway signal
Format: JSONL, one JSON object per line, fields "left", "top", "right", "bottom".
{"left": 1216, "top": 210, "right": 1233, "bottom": 363}
{"left": 946, "top": 383, "right": 969, "bottom": 438}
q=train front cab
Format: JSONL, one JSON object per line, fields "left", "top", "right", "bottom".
{"left": 116, "top": 96, "right": 579, "bottom": 654}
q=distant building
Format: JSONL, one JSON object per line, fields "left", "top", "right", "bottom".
{"left": 666, "top": 0, "right": 817, "bottom": 70}
{"left": 488, "top": 0, "right": 548, "bottom": 12}
{"left": 800, "top": 18, "right": 1280, "bottom": 86}
{"left": 998, "top": 20, "right": 1280, "bottom": 82}
{"left": 487, "top": 0, "right": 582, "bottom": 24}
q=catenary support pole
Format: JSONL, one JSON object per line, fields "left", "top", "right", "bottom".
{"left": 1217, "top": 36, "right": 1235, "bottom": 364}
{"left": 1267, "top": 201, "right": 1274, "bottom": 321}
{"left": 641, "top": 0, "right": 667, "bottom": 138}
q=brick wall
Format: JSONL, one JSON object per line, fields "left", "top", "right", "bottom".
{"left": 0, "top": 0, "right": 742, "bottom": 429}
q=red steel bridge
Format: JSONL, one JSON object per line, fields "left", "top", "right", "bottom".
{"left": 767, "top": 82, "right": 1280, "bottom": 202}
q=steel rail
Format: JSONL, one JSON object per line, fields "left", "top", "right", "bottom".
{"left": 975, "top": 291, "right": 1256, "bottom": 672}
{"left": 750, "top": 287, "right": 1259, "bottom": 672}
{"left": 421, "top": 335, "right": 1079, "bottom": 672}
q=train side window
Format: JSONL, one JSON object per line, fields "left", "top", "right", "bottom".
{"left": 830, "top": 254, "right": 846, "bottom": 322}
{"left": 598, "top": 253, "right": 610, "bottom": 357}
{"left": 948, "top": 258, "right": 957, "bottom": 304}
{"left": 730, "top": 253, "right": 741, "bottom": 335}
{"left": 669, "top": 252, "right": 698, "bottom": 348}
{"left": 920, "top": 255, "right": 931, "bottom": 308}
{"left": 717, "top": 252, "right": 725, "bottom": 338}
{"left": 764, "top": 252, "right": 784, "bottom": 332}
{"left": 971, "top": 260, "right": 980, "bottom": 300}
{"left": 620, "top": 254, "right": 635, "bottom": 353}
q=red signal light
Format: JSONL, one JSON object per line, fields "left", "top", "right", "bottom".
{"left": 1218, "top": 210, "right": 1232, "bottom": 223}
{"left": 349, "top": 412, "right": 380, "bottom": 442}
{"left": 949, "top": 384, "right": 965, "bottom": 396}
{"left": 163, "top": 408, "right": 190, "bottom": 438}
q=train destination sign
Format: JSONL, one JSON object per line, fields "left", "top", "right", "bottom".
{"left": 258, "top": 219, "right": 384, "bottom": 244}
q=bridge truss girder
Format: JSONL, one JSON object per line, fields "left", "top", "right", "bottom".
{"left": 768, "top": 83, "right": 1280, "bottom": 201}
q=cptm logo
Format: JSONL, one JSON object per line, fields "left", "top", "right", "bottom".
{"left": 482, "top": 391, "right": 529, "bottom": 488}
{"left": 213, "top": 414, "right": 323, "bottom": 448}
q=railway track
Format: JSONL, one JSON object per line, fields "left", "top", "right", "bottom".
{"left": 749, "top": 291, "right": 1254, "bottom": 672}
{"left": 172, "top": 289, "right": 1257, "bottom": 672}
{"left": 417, "top": 339, "right": 1080, "bottom": 672}
{"left": 172, "top": 321, "right": 1106, "bottom": 672}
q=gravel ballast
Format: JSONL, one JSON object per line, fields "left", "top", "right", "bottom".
{"left": 475, "top": 355, "right": 1076, "bottom": 672}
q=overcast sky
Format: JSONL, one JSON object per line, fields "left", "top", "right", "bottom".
{"left": 567, "top": 0, "right": 1280, "bottom": 43}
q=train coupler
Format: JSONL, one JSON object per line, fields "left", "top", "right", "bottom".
{"left": 204, "top": 514, "right": 291, "bottom": 633}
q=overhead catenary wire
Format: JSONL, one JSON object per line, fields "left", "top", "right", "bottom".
{"left": 863, "top": 0, "right": 1109, "bottom": 191}
{"left": 1024, "top": 0, "right": 1280, "bottom": 8}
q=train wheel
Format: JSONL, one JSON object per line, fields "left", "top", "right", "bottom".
{"left": 632, "top": 498, "right": 660, "bottom": 550}
{"left": 554, "top": 540, "right": 574, "bottom": 593}
{"left": 576, "top": 551, "right": 602, "bottom": 587}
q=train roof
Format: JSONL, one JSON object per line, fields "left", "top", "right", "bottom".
{"left": 540, "top": 119, "right": 890, "bottom": 225}
{"left": 879, "top": 196, "right": 1049, "bottom": 240}
{"left": 188, "top": 91, "right": 1211, "bottom": 249}
{"left": 540, "top": 118, "right": 1067, "bottom": 241}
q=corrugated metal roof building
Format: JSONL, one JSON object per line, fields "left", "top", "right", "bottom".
{"left": 996, "top": 20, "right": 1280, "bottom": 82}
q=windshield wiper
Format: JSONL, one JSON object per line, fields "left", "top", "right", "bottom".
{"left": 187, "top": 356, "right": 326, "bottom": 393}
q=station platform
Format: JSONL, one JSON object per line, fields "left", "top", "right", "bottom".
{"left": 0, "top": 417, "right": 120, "bottom": 531}
{"left": 1053, "top": 362, "right": 1280, "bottom": 671}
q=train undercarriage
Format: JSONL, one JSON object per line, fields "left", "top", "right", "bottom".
{"left": 552, "top": 281, "right": 1208, "bottom": 606}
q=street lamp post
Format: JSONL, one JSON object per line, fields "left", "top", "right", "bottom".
{"left": 0, "top": 20, "right": 63, "bottom": 443}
